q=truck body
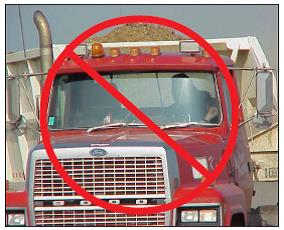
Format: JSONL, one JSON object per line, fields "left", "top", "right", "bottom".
{"left": 6, "top": 12, "right": 277, "bottom": 227}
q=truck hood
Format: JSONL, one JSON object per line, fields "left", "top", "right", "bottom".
{"left": 41, "top": 128, "right": 228, "bottom": 156}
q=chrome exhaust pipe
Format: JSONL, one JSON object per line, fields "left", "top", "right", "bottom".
{"left": 33, "top": 10, "right": 53, "bottom": 87}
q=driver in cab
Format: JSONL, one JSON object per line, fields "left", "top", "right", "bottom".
{"left": 167, "top": 73, "right": 219, "bottom": 124}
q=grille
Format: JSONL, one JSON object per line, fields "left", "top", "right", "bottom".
{"left": 34, "top": 209, "right": 165, "bottom": 226}
{"left": 34, "top": 157, "right": 165, "bottom": 197}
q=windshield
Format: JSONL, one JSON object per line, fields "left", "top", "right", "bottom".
{"left": 48, "top": 71, "right": 221, "bottom": 129}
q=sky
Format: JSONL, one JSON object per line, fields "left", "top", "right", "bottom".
{"left": 5, "top": 4, "right": 278, "bottom": 69}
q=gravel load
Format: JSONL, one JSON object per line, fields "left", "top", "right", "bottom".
{"left": 89, "top": 23, "right": 187, "bottom": 43}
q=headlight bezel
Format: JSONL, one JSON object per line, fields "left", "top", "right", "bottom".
{"left": 177, "top": 205, "right": 221, "bottom": 226}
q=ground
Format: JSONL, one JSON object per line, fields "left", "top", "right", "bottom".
{"left": 248, "top": 181, "right": 278, "bottom": 226}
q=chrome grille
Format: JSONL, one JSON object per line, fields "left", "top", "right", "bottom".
{"left": 34, "top": 157, "right": 165, "bottom": 197}
{"left": 34, "top": 209, "right": 165, "bottom": 226}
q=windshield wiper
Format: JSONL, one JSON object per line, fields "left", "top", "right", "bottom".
{"left": 87, "top": 122, "right": 146, "bottom": 133}
{"left": 160, "top": 122, "right": 213, "bottom": 130}
{"left": 87, "top": 121, "right": 216, "bottom": 133}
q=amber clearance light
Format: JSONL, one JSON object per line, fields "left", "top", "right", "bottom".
{"left": 129, "top": 47, "right": 141, "bottom": 56}
{"left": 109, "top": 48, "right": 121, "bottom": 57}
{"left": 150, "top": 47, "right": 161, "bottom": 56}
{"left": 91, "top": 43, "right": 104, "bottom": 57}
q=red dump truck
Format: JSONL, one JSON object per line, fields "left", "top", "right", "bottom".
{"left": 6, "top": 11, "right": 277, "bottom": 226}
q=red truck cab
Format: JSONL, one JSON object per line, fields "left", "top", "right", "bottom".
{"left": 7, "top": 42, "right": 254, "bottom": 226}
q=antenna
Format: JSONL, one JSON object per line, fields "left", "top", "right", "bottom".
{"left": 17, "top": 5, "right": 29, "bottom": 71}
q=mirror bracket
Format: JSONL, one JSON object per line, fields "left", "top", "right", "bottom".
{"left": 239, "top": 113, "right": 275, "bottom": 129}
{"left": 252, "top": 114, "right": 273, "bottom": 129}
{"left": 14, "top": 115, "right": 28, "bottom": 135}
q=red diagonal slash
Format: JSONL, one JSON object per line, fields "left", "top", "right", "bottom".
{"left": 69, "top": 50, "right": 210, "bottom": 177}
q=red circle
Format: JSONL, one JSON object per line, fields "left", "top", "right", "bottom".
{"left": 40, "top": 16, "right": 239, "bottom": 215}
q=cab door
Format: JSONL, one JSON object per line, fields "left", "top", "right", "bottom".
{"left": 219, "top": 72, "right": 254, "bottom": 212}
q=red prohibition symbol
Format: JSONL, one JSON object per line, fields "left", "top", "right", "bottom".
{"left": 40, "top": 15, "right": 240, "bottom": 215}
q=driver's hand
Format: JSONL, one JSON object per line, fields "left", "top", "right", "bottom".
{"left": 204, "top": 106, "right": 218, "bottom": 122}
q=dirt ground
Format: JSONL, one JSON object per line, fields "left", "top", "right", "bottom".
{"left": 248, "top": 205, "right": 278, "bottom": 226}
{"left": 248, "top": 181, "right": 278, "bottom": 226}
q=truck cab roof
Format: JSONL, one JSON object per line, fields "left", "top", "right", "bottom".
{"left": 58, "top": 52, "right": 235, "bottom": 74}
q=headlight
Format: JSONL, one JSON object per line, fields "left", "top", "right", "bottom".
{"left": 181, "top": 210, "right": 198, "bottom": 222}
{"left": 178, "top": 207, "right": 219, "bottom": 225}
{"left": 7, "top": 213, "right": 25, "bottom": 226}
{"left": 200, "top": 209, "right": 217, "bottom": 222}
{"left": 192, "top": 157, "right": 208, "bottom": 179}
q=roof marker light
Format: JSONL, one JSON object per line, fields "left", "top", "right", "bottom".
{"left": 179, "top": 41, "right": 201, "bottom": 54}
{"left": 91, "top": 43, "right": 104, "bottom": 57}
{"left": 109, "top": 48, "right": 120, "bottom": 57}
{"left": 129, "top": 47, "right": 140, "bottom": 56}
{"left": 150, "top": 47, "right": 161, "bottom": 56}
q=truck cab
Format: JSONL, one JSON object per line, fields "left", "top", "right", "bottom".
{"left": 10, "top": 42, "right": 255, "bottom": 226}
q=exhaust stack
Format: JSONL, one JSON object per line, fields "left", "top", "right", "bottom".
{"left": 33, "top": 10, "right": 53, "bottom": 87}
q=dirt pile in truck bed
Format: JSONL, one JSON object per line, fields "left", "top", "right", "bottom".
{"left": 89, "top": 23, "right": 187, "bottom": 43}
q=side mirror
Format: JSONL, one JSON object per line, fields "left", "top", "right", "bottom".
{"left": 6, "top": 78, "right": 20, "bottom": 123}
{"left": 253, "top": 70, "right": 275, "bottom": 129}
{"left": 256, "top": 70, "right": 274, "bottom": 116}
